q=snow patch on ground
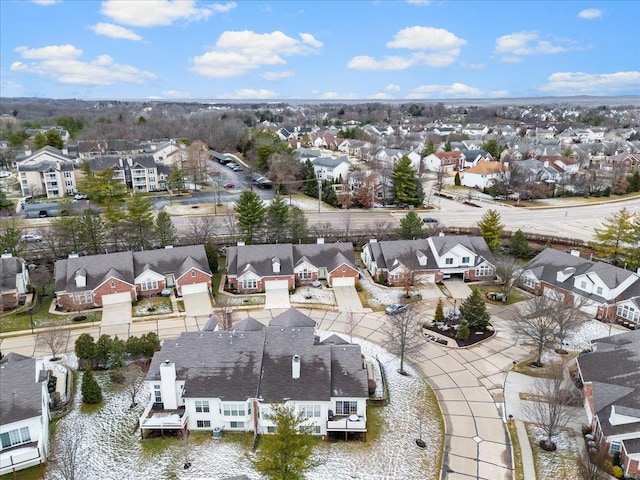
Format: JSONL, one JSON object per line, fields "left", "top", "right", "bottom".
{"left": 358, "top": 271, "right": 404, "bottom": 308}
{"left": 564, "top": 319, "right": 626, "bottom": 351}
{"left": 527, "top": 425, "right": 580, "bottom": 480}
{"left": 47, "top": 338, "right": 442, "bottom": 480}
{"left": 290, "top": 286, "right": 336, "bottom": 305}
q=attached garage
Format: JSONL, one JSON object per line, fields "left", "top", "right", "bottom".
{"left": 331, "top": 276, "right": 355, "bottom": 287}
{"left": 265, "top": 280, "right": 289, "bottom": 291}
{"left": 416, "top": 273, "right": 436, "bottom": 284}
{"left": 181, "top": 282, "right": 209, "bottom": 295}
{"left": 101, "top": 292, "right": 132, "bottom": 326}
{"left": 264, "top": 279, "right": 291, "bottom": 310}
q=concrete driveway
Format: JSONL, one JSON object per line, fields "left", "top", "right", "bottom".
{"left": 101, "top": 293, "right": 132, "bottom": 326}
{"left": 264, "top": 288, "right": 291, "bottom": 310}
{"left": 445, "top": 279, "right": 473, "bottom": 299}
{"left": 333, "top": 286, "right": 368, "bottom": 313}
{"left": 183, "top": 291, "right": 212, "bottom": 317}
{"left": 419, "top": 282, "right": 443, "bottom": 300}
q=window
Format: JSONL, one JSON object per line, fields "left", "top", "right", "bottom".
{"left": 445, "top": 258, "right": 453, "bottom": 265}
{"left": 195, "top": 400, "right": 210, "bottom": 413}
{"left": 299, "top": 404, "right": 321, "bottom": 418}
{"left": 196, "top": 420, "right": 211, "bottom": 428}
{"left": 154, "top": 385, "right": 162, "bottom": 403}
{"left": 191, "top": 271, "right": 196, "bottom": 277}
{"left": 241, "top": 278, "right": 257, "bottom": 290}
{"left": 0, "top": 427, "right": 31, "bottom": 449}
{"left": 580, "top": 281, "right": 587, "bottom": 289}
{"left": 461, "top": 256, "right": 470, "bottom": 264}
{"left": 335, "top": 401, "right": 357, "bottom": 415}
{"left": 148, "top": 169, "right": 155, "bottom": 174}
{"left": 110, "top": 281, "right": 116, "bottom": 288}
{"left": 267, "top": 426, "right": 276, "bottom": 433}
{"left": 73, "top": 291, "right": 92, "bottom": 305}
{"left": 610, "top": 442, "right": 621, "bottom": 454}
{"left": 141, "top": 280, "right": 158, "bottom": 291}
{"left": 596, "top": 286, "right": 603, "bottom": 296}
{"left": 64, "top": 172, "right": 71, "bottom": 178}
{"left": 223, "top": 403, "right": 246, "bottom": 416}
{"left": 523, "top": 276, "right": 536, "bottom": 289}
{"left": 299, "top": 268, "right": 312, "bottom": 280}
{"left": 476, "top": 265, "right": 493, "bottom": 277}
{"left": 617, "top": 304, "right": 640, "bottom": 323}
{"left": 230, "top": 421, "right": 244, "bottom": 429}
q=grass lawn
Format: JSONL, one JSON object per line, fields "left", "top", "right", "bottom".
{"left": 513, "top": 353, "right": 579, "bottom": 378}
{"left": 0, "top": 299, "right": 101, "bottom": 334}
{"left": 0, "top": 465, "right": 44, "bottom": 480}
{"left": 527, "top": 424, "right": 580, "bottom": 480}
{"left": 507, "top": 419, "right": 526, "bottom": 480}
{"left": 471, "top": 284, "right": 530, "bottom": 305}
{"left": 132, "top": 296, "right": 172, "bottom": 317}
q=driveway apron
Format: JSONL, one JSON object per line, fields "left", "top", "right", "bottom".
{"left": 333, "top": 286, "right": 368, "bottom": 312}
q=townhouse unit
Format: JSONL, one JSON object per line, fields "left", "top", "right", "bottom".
{"left": 0, "top": 353, "right": 50, "bottom": 476}
{"left": 140, "top": 309, "right": 369, "bottom": 439}
{"left": 16, "top": 146, "right": 79, "bottom": 198}
{"left": 520, "top": 248, "right": 640, "bottom": 328}
{"left": 577, "top": 330, "right": 640, "bottom": 478}
{"left": 461, "top": 160, "right": 508, "bottom": 190}
{"left": 54, "top": 245, "right": 212, "bottom": 311}
{"left": 422, "top": 151, "right": 465, "bottom": 172}
{"left": 225, "top": 241, "right": 359, "bottom": 293}
{"left": 0, "top": 253, "right": 30, "bottom": 312}
{"left": 86, "top": 153, "right": 163, "bottom": 192}
{"left": 311, "top": 156, "right": 351, "bottom": 183}
{"left": 361, "top": 235, "right": 495, "bottom": 286}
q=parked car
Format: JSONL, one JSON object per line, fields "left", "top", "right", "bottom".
{"left": 385, "top": 303, "right": 407, "bottom": 315}
{"left": 21, "top": 234, "right": 42, "bottom": 243}
{"left": 224, "top": 183, "right": 235, "bottom": 188}
{"left": 74, "top": 193, "right": 88, "bottom": 200}
{"left": 423, "top": 217, "right": 438, "bottom": 223}
{"left": 0, "top": 171, "right": 11, "bottom": 178}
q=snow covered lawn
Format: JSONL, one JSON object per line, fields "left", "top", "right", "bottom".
{"left": 47, "top": 337, "right": 443, "bottom": 480}
{"left": 527, "top": 424, "right": 580, "bottom": 480}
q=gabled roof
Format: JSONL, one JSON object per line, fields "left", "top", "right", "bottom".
{"left": 312, "top": 156, "right": 350, "bottom": 169}
{"left": 0, "top": 353, "right": 46, "bottom": 425}
{"left": 147, "top": 310, "right": 368, "bottom": 404}
{"left": 1, "top": 255, "right": 25, "bottom": 292}
{"left": 464, "top": 160, "right": 505, "bottom": 175}
{"left": 269, "top": 309, "right": 317, "bottom": 328}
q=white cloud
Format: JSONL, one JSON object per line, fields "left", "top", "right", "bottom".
{"left": 385, "top": 84, "right": 401, "bottom": 92}
{"left": 211, "top": 2, "right": 237, "bottom": 13}
{"left": 578, "top": 9, "right": 601, "bottom": 19}
{"left": 349, "top": 26, "right": 465, "bottom": 70}
{"left": 11, "top": 44, "right": 156, "bottom": 85}
{"left": 260, "top": 70, "right": 294, "bottom": 81}
{"left": 191, "top": 30, "right": 322, "bottom": 78}
{"left": 538, "top": 71, "right": 640, "bottom": 95}
{"left": 406, "top": 82, "right": 482, "bottom": 98}
{"left": 30, "top": 0, "right": 60, "bottom": 5}
{"left": 368, "top": 92, "right": 392, "bottom": 99}
{"left": 320, "top": 91, "right": 359, "bottom": 99}
{"left": 100, "top": 0, "right": 215, "bottom": 27}
{"left": 219, "top": 89, "right": 279, "bottom": 99}
{"left": 387, "top": 26, "right": 466, "bottom": 51}
{"left": 495, "top": 31, "right": 580, "bottom": 61}
{"left": 162, "top": 89, "right": 191, "bottom": 98}
{"left": 90, "top": 23, "right": 142, "bottom": 41}
{"left": 405, "top": 0, "right": 431, "bottom": 4}
{"left": 489, "top": 90, "right": 509, "bottom": 98}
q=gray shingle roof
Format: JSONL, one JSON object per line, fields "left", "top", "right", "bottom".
{"left": 0, "top": 353, "right": 45, "bottom": 425}
{"left": 147, "top": 310, "right": 368, "bottom": 404}
{"left": 1, "top": 255, "right": 25, "bottom": 292}
{"left": 311, "top": 156, "right": 350, "bottom": 168}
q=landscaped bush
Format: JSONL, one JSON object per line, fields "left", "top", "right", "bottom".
{"left": 81, "top": 367, "right": 102, "bottom": 404}
{"left": 610, "top": 465, "right": 623, "bottom": 478}
{"left": 456, "top": 321, "right": 470, "bottom": 341}
{"left": 368, "top": 378, "right": 377, "bottom": 395}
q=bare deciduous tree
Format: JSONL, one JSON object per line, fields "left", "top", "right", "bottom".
{"left": 50, "top": 420, "right": 89, "bottom": 480}
{"left": 213, "top": 294, "right": 235, "bottom": 330}
{"left": 523, "top": 362, "right": 573, "bottom": 451}
{"left": 384, "top": 304, "right": 423, "bottom": 375}
{"left": 511, "top": 291, "right": 586, "bottom": 366}
{"left": 187, "top": 216, "right": 215, "bottom": 245}
{"left": 344, "top": 311, "right": 357, "bottom": 343}
{"left": 494, "top": 255, "right": 523, "bottom": 300}
{"left": 37, "top": 318, "right": 70, "bottom": 360}
{"left": 122, "top": 362, "right": 146, "bottom": 409}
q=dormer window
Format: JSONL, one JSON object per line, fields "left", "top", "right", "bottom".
{"left": 191, "top": 271, "right": 196, "bottom": 277}
{"left": 110, "top": 281, "right": 116, "bottom": 288}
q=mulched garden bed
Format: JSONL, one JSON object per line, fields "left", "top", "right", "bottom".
{"left": 422, "top": 321, "right": 495, "bottom": 347}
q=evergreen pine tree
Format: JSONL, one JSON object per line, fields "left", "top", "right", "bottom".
{"left": 459, "top": 289, "right": 491, "bottom": 330}
{"left": 477, "top": 209, "right": 504, "bottom": 252}
{"left": 81, "top": 367, "right": 103, "bottom": 404}
{"left": 454, "top": 172, "right": 461, "bottom": 186}
{"left": 234, "top": 191, "right": 265, "bottom": 244}
{"left": 155, "top": 211, "right": 177, "bottom": 247}
{"left": 509, "top": 229, "right": 531, "bottom": 258}
{"left": 434, "top": 299, "right": 445, "bottom": 323}
{"left": 204, "top": 239, "right": 219, "bottom": 273}
{"left": 391, "top": 156, "right": 420, "bottom": 206}
{"left": 397, "top": 210, "right": 423, "bottom": 240}
{"left": 456, "top": 321, "right": 470, "bottom": 341}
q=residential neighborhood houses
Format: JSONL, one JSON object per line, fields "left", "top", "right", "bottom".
{"left": 0, "top": 99, "right": 639, "bottom": 479}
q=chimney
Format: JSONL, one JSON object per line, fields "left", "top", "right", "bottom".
{"left": 74, "top": 268, "right": 86, "bottom": 288}
{"left": 1, "top": 252, "right": 12, "bottom": 259}
{"left": 159, "top": 360, "right": 178, "bottom": 409}
{"left": 62, "top": 147, "right": 68, "bottom": 155}
{"left": 316, "top": 237, "right": 324, "bottom": 244}
{"left": 237, "top": 240, "right": 245, "bottom": 247}
{"left": 292, "top": 355, "right": 300, "bottom": 379}
{"left": 272, "top": 257, "right": 280, "bottom": 273}
{"left": 369, "top": 238, "right": 377, "bottom": 243}
{"left": 570, "top": 249, "right": 581, "bottom": 257}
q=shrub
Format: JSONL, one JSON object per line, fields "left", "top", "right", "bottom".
{"left": 354, "top": 281, "right": 363, "bottom": 292}
{"left": 368, "top": 378, "right": 377, "bottom": 395}
{"left": 81, "top": 367, "right": 102, "bottom": 404}
{"left": 377, "top": 272, "right": 387, "bottom": 285}
{"left": 611, "top": 465, "right": 623, "bottom": 478}
{"left": 613, "top": 451, "right": 622, "bottom": 467}
{"left": 456, "top": 321, "right": 470, "bottom": 341}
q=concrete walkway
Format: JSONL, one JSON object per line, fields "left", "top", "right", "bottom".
{"left": 0, "top": 300, "right": 540, "bottom": 480}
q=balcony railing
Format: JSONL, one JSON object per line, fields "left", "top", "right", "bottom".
{"left": 326, "top": 415, "right": 367, "bottom": 432}
{"left": 139, "top": 402, "right": 188, "bottom": 430}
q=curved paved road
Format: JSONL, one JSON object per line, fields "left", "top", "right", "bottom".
{"left": 1, "top": 301, "right": 530, "bottom": 480}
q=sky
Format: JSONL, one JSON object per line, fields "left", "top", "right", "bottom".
{"left": 1, "top": 0, "right": 639, "bottom": 101}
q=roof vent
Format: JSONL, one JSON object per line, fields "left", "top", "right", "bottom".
{"left": 292, "top": 355, "right": 300, "bottom": 379}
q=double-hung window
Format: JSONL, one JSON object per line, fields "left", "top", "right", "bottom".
{"left": 0, "top": 427, "right": 31, "bottom": 449}
{"left": 335, "top": 401, "right": 357, "bottom": 415}
{"left": 195, "top": 400, "right": 210, "bottom": 413}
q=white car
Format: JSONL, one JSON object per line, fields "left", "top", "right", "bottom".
{"left": 21, "top": 234, "right": 43, "bottom": 243}
{"left": 0, "top": 171, "right": 11, "bottom": 178}
{"left": 74, "top": 193, "right": 88, "bottom": 200}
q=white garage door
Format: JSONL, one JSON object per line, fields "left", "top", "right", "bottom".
{"left": 332, "top": 276, "right": 355, "bottom": 287}
{"left": 181, "top": 283, "right": 209, "bottom": 295}
{"left": 416, "top": 273, "right": 436, "bottom": 284}
{"left": 102, "top": 292, "right": 132, "bottom": 305}
{"left": 265, "top": 280, "right": 289, "bottom": 290}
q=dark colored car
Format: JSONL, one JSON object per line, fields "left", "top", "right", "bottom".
{"left": 423, "top": 217, "right": 438, "bottom": 223}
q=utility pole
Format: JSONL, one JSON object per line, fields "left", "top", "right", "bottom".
{"left": 317, "top": 178, "right": 322, "bottom": 213}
